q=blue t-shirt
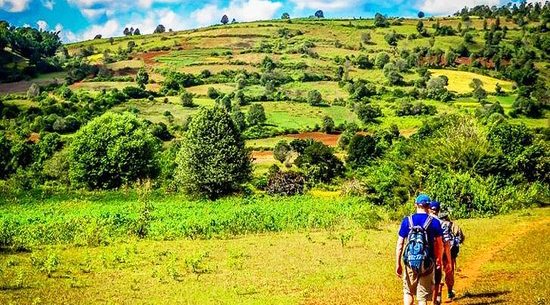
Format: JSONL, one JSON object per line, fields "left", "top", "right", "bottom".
{"left": 398, "top": 213, "right": 443, "bottom": 258}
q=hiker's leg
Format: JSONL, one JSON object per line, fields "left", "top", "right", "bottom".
{"left": 433, "top": 268, "right": 442, "bottom": 304}
{"left": 403, "top": 267, "right": 416, "bottom": 305}
{"left": 416, "top": 269, "right": 434, "bottom": 305}
{"left": 445, "top": 258, "right": 455, "bottom": 291}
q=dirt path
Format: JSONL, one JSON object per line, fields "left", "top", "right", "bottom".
{"left": 451, "top": 217, "right": 550, "bottom": 304}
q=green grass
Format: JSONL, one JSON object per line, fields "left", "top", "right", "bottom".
{"left": 281, "top": 81, "right": 349, "bottom": 101}
{"left": 0, "top": 195, "right": 547, "bottom": 304}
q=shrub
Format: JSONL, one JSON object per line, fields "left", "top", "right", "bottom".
{"left": 395, "top": 102, "right": 437, "bottom": 116}
{"left": 180, "top": 91, "right": 195, "bottom": 107}
{"left": 266, "top": 171, "right": 306, "bottom": 196}
{"left": 207, "top": 87, "right": 220, "bottom": 99}
{"left": 69, "top": 112, "right": 161, "bottom": 189}
{"left": 175, "top": 107, "right": 252, "bottom": 199}
{"left": 355, "top": 104, "right": 383, "bottom": 124}
{"left": 321, "top": 116, "right": 335, "bottom": 134}
{"left": 374, "top": 52, "right": 390, "bottom": 69}
{"left": 123, "top": 86, "right": 148, "bottom": 99}
{"left": 307, "top": 90, "right": 322, "bottom": 106}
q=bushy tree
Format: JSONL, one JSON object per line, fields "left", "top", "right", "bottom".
{"left": 374, "top": 13, "right": 389, "bottom": 27}
{"left": 68, "top": 112, "right": 161, "bottom": 189}
{"left": 231, "top": 106, "right": 247, "bottom": 132}
{"left": 221, "top": 15, "right": 229, "bottom": 25}
{"left": 347, "top": 134, "right": 377, "bottom": 168}
{"left": 315, "top": 10, "right": 324, "bottom": 18}
{"left": 175, "top": 107, "right": 251, "bottom": 198}
{"left": 418, "top": 11, "right": 425, "bottom": 18}
{"left": 361, "top": 32, "right": 372, "bottom": 44}
{"left": 247, "top": 103, "right": 266, "bottom": 126}
{"left": 375, "top": 52, "right": 390, "bottom": 68}
{"left": 470, "top": 78, "right": 487, "bottom": 102}
{"left": 281, "top": 12, "right": 290, "bottom": 19}
{"left": 180, "top": 91, "right": 195, "bottom": 107}
{"left": 273, "top": 140, "right": 291, "bottom": 163}
{"left": 136, "top": 68, "right": 149, "bottom": 89}
{"left": 154, "top": 25, "right": 166, "bottom": 33}
{"left": 307, "top": 89, "right": 323, "bottom": 106}
{"left": 321, "top": 116, "right": 335, "bottom": 134}
{"left": 356, "top": 104, "right": 383, "bottom": 124}
{"left": 295, "top": 141, "right": 344, "bottom": 183}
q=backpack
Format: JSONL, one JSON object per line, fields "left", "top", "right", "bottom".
{"left": 442, "top": 220, "right": 463, "bottom": 258}
{"left": 403, "top": 215, "right": 434, "bottom": 275}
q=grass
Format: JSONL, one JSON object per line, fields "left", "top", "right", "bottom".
{"left": 281, "top": 81, "right": 349, "bottom": 101}
{"left": 430, "top": 69, "right": 514, "bottom": 93}
{"left": 186, "top": 83, "right": 236, "bottom": 97}
{"left": 0, "top": 198, "right": 547, "bottom": 304}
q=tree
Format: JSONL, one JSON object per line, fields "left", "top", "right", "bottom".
{"left": 123, "top": 27, "right": 130, "bottom": 36}
{"left": 247, "top": 103, "right": 266, "bottom": 126}
{"left": 470, "top": 78, "right": 487, "bottom": 102}
{"left": 154, "top": 24, "right": 166, "bottom": 33}
{"left": 134, "top": 28, "right": 141, "bottom": 35}
{"left": 418, "top": 11, "right": 425, "bottom": 18}
{"left": 281, "top": 12, "right": 290, "bottom": 19}
{"left": 180, "top": 91, "right": 195, "bottom": 107}
{"left": 416, "top": 20, "right": 425, "bottom": 34}
{"left": 231, "top": 106, "right": 247, "bottom": 132}
{"left": 221, "top": 15, "right": 229, "bottom": 25}
{"left": 136, "top": 68, "right": 149, "bottom": 89}
{"left": 108, "top": 37, "right": 114, "bottom": 45}
{"left": 374, "top": 52, "right": 390, "bottom": 68}
{"left": 69, "top": 112, "right": 161, "bottom": 189}
{"left": 27, "top": 83, "right": 40, "bottom": 98}
{"left": 321, "top": 116, "right": 335, "bottom": 134}
{"left": 384, "top": 32, "right": 398, "bottom": 46}
{"left": 374, "top": 13, "right": 389, "bottom": 27}
{"left": 383, "top": 63, "right": 404, "bottom": 85}
{"left": 361, "top": 32, "right": 372, "bottom": 44}
{"left": 273, "top": 140, "right": 291, "bottom": 163}
{"left": 307, "top": 90, "right": 323, "bottom": 106}
{"left": 93, "top": 34, "right": 102, "bottom": 40}
{"left": 346, "top": 134, "right": 377, "bottom": 168}
{"left": 315, "top": 10, "right": 324, "bottom": 18}
{"left": 355, "top": 55, "right": 373, "bottom": 69}
{"left": 175, "top": 106, "right": 251, "bottom": 199}
{"left": 356, "top": 104, "right": 382, "bottom": 124}
{"left": 295, "top": 141, "right": 344, "bottom": 183}
{"left": 266, "top": 171, "right": 306, "bottom": 196}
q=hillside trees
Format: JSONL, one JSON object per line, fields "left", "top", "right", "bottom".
{"left": 221, "top": 15, "right": 229, "bottom": 25}
{"left": 247, "top": 103, "right": 267, "bottom": 126}
{"left": 374, "top": 13, "right": 389, "bottom": 27}
{"left": 69, "top": 112, "right": 161, "bottom": 189}
{"left": 281, "top": 12, "right": 290, "bottom": 19}
{"left": 175, "top": 106, "right": 252, "bottom": 198}
{"left": 315, "top": 10, "right": 324, "bottom": 18}
{"left": 154, "top": 25, "right": 166, "bottom": 33}
{"left": 136, "top": 68, "right": 149, "bottom": 89}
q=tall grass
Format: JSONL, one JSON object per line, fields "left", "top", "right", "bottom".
{"left": 0, "top": 191, "right": 385, "bottom": 249}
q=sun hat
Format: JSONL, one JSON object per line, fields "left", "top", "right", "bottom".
{"left": 415, "top": 194, "right": 431, "bottom": 206}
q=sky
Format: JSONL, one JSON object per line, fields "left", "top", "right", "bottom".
{"left": 0, "top": 0, "right": 537, "bottom": 42}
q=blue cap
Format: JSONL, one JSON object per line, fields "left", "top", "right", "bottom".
{"left": 415, "top": 194, "right": 431, "bottom": 205}
{"left": 430, "top": 201, "right": 441, "bottom": 211}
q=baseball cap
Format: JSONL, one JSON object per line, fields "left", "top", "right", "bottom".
{"left": 415, "top": 194, "right": 431, "bottom": 206}
{"left": 430, "top": 201, "right": 441, "bottom": 211}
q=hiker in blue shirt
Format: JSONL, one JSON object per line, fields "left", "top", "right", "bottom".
{"left": 395, "top": 194, "right": 447, "bottom": 305}
{"left": 429, "top": 201, "right": 453, "bottom": 304}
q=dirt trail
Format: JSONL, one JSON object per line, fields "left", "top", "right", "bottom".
{"left": 451, "top": 217, "right": 550, "bottom": 304}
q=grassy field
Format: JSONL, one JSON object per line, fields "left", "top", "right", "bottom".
{"left": 429, "top": 70, "right": 514, "bottom": 93}
{"left": 0, "top": 197, "right": 547, "bottom": 304}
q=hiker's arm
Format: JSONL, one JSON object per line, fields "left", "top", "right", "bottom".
{"left": 444, "top": 242, "right": 452, "bottom": 273}
{"left": 395, "top": 236, "right": 405, "bottom": 277}
{"left": 434, "top": 236, "right": 444, "bottom": 269}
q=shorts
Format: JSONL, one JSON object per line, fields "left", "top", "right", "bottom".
{"left": 403, "top": 266, "right": 434, "bottom": 302}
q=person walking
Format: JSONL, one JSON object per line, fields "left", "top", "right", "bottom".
{"left": 429, "top": 201, "right": 452, "bottom": 305}
{"left": 395, "top": 194, "right": 447, "bottom": 305}
{"left": 438, "top": 211, "right": 465, "bottom": 300}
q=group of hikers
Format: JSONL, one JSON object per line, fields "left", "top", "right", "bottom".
{"left": 395, "top": 194, "right": 465, "bottom": 305}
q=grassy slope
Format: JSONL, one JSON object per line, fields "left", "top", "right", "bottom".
{"left": 0, "top": 206, "right": 547, "bottom": 304}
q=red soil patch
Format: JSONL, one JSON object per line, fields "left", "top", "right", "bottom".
{"left": 251, "top": 150, "right": 274, "bottom": 163}
{"left": 287, "top": 132, "right": 340, "bottom": 147}
{"left": 138, "top": 51, "right": 170, "bottom": 65}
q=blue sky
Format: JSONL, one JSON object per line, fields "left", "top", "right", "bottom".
{"left": 0, "top": 0, "right": 534, "bottom": 42}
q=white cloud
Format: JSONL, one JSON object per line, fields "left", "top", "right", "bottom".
{"left": 42, "top": 0, "right": 55, "bottom": 10}
{"left": 417, "top": 0, "right": 501, "bottom": 16}
{"left": 37, "top": 20, "right": 48, "bottom": 31}
{"left": 81, "top": 8, "right": 106, "bottom": 19}
{"left": 54, "top": 23, "right": 64, "bottom": 32}
{"left": 0, "top": 0, "right": 31, "bottom": 12}
{"left": 74, "top": 19, "right": 120, "bottom": 41}
{"left": 289, "top": 0, "right": 360, "bottom": 10}
{"left": 191, "top": 0, "right": 283, "bottom": 26}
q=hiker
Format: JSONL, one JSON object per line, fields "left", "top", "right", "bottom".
{"left": 438, "top": 210, "right": 465, "bottom": 301}
{"left": 428, "top": 201, "right": 452, "bottom": 305}
{"left": 395, "top": 194, "right": 447, "bottom": 305}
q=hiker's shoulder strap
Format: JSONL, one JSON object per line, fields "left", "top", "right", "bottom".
{"left": 408, "top": 215, "right": 413, "bottom": 229}
{"left": 422, "top": 215, "right": 433, "bottom": 230}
